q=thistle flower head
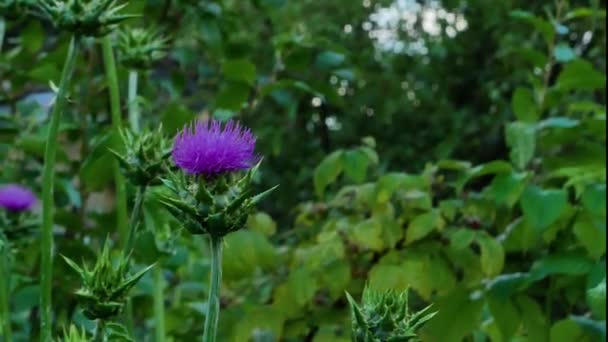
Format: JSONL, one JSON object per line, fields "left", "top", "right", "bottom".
{"left": 346, "top": 287, "right": 437, "bottom": 342}
{"left": 172, "top": 119, "right": 257, "bottom": 177}
{"left": 117, "top": 27, "right": 169, "bottom": 70}
{"left": 110, "top": 126, "right": 172, "bottom": 187}
{"left": 0, "top": 184, "right": 37, "bottom": 212}
{"left": 36, "top": 0, "right": 136, "bottom": 37}
{"left": 62, "top": 240, "right": 154, "bottom": 320}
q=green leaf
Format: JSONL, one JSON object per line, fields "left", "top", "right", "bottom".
{"left": 161, "top": 102, "right": 195, "bottom": 134}
{"left": 314, "top": 151, "right": 344, "bottom": 197}
{"left": 343, "top": 149, "right": 370, "bottom": 184}
{"left": 215, "top": 82, "right": 250, "bottom": 111}
{"left": 405, "top": 210, "right": 445, "bottom": 244}
{"left": 537, "top": 117, "right": 580, "bottom": 130}
{"left": 476, "top": 232, "right": 505, "bottom": 277}
{"left": 529, "top": 254, "right": 594, "bottom": 281}
{"left": 22, "top": 21, "right": 44, "bottom": 53}
{"left": 520, "top": 186, "right": 567, "bottom": 232}
{"left": 581, "top": 184, "right": 606, "bottom": 218}
{"left": 489, "top": 172, "right": 528, "bottom": 208}
{"left": 550, "top": 318, "right": 593, "bottom": 342}
{"left": 487, "top": 294, "right": 520, "bottom": 340}
{"left": 556, "top": 59, "right": 606, "bottom": 91}
{"left": 510, "top": 10, "right": 555, "bottom": 45}
{"left": 349, "top": 218, "right": 384, "bottom": 251}
{"left": 573, "top": 214, "right": 606, "bottom": 260}
{"left": 587, "top": 280, "right": 606, "bottom": 320}
{"left": 516, "top": 296, "right": 549, "bottom": 342}
{"left": 315, "top": 51, "right": 345, "bottom": 70}
{"left": 571, "top": 316, "right": 606, "bottom": 341}
{"left": 553, "top": 44, "right": 576, "bottom": 62}
{"left": 511, "top": 87, "right": 538, "bottom": 122}
{"left": 420, "top": 288, "right": 484, "bottom": 342}
{"left": 506, "top": 122, "right": 536, "bottom": 169}
{"left": 449, "top": 228, "right": 476, "bottom": 250}
{"left": 222, "top": 59, "right": 257, "bottom": 85}
{"left": 247, "top": 212, "right": 277, "bottom": 236}
{"left": 287, "top": 267, "right": 318, "bottom": 307}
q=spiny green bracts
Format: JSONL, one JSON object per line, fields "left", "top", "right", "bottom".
{"left": 58, "top": 325, "right": 89, "bottom": 342}
{"left": 346, "top": 287, "right": 437, "bottom": 342}
{"left": 0, "top": 210, "right": 38, "bottom": 244}
{"left": 158, "top": 161, "right": 277, "bottom": 238}
{"left": 35, "top": 0, "right": 136, "bottom": 37}
{"left": 117, "top": 27, "right": 169, "bottom": 70}
{"left": 62, "top": 240, "right": 154, "bottom": 320}
{"left": 110, "top": 126, "right": 171, "bottom": 187}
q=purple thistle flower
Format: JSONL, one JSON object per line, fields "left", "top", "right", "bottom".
{"left": 0, "top": 184, "right": 37, "bottom": 212}
{"left": 172, "top": 119, "right": 258, "bottom": 176}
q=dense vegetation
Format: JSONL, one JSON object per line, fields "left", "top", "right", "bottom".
{"left": 0, "top": 0, "right": 605, "bottom": 341}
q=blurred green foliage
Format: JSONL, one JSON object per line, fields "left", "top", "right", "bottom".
{"left": 0, "top": 0, "right": 606, "bottom": 341}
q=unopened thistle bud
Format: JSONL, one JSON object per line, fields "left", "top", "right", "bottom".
{"left": 346, "top": 287, "right": 437, "bottom": 342}
{"left": 62, "top": 240, "right": 154, "bottom": 320}
{"left": 117, "top": 27, "right": 168, "bottom": 70}
{"left": 36, "top": 0, "right": 136, "bottom": 37}
{"left": 159, "top": 119, "right": 277, "bottom": 238}
{"left": 110, "top": 126, "right": 171, "bottom": 187}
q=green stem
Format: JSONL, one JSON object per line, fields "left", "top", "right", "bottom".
{"left": 0, "top": 17, "right": 5, "bottom": 54}
{"left": 93, "top": 319, "right": 105, "bottom": 342}
{"left": 101, "top": 35, "right": 129, "bottom": 248}
{"left": 202, "top": 237, "right": 223, "bottom": 342}
{"left": 1, "top": 244, "right": 12, "bottom": 341}
{"left": 40, "top": 35, "right": 79, "bottom": 342}
{"left": 101, "top": 34, "right": 132, "bottom": 335}
{"left": 127, "top": 70, "right": 140, "bottom": 132}
{"left": 153, "top": 263, "right": 166, "bottom": 342}
{"left": 124, "top": 185, "right": 146, "bottom": 256}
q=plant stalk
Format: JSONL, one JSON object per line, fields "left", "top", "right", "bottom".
{"left": 93, "top": 319, "right": 105, "bottom": 342}
{"left": 124, "top": 185, "right": 146, "bottom": 256}
{"left": 40, "top": 35, "right": 79, "bottom": 342}
{"left": 153, "top": 263, "right": 166, "bottom": 342}
{"left": 127, "top": 70, "right": 140, "bottom": 132}
{"left": 1, "top": 244, "right": 12, "bottom": 341}
{"left": 202, "top": 237, "right": 223, "bottom": 342}
{"left": 0, "top": 17, "right": 5, "bottom": 54}
{"left": 101, "top": 34, "right": 132, "bottom": 334}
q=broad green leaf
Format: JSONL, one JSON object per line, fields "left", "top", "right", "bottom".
{"left": 315, "top": 51, "right": 345, "bottom": 70}
{"left": 510, "top": 10, "right": 555, "bottom": 45}
{"left": 287, "top": 267, "right": 318, "bottom": 307}
{"left": 503, "top": 217, "right": 542, "bottom": 253}
{"left": 215, "top": 82, "right": 250, "bottom": 111}
{"left": 161, "top": 102, "right": 195, "bottom": 134}
{"left": 22, "top": 21, "right": 44, "bottom": 53}
{"left": 581, "top": 184, "right": 607, "bottom": 218}
{"left": 314, "top": 151, "right": 344, "bottom": 197}
{"left": 587, "top": 280, "right": 606, "bottom": 320}
{"left": 550, "top": 318, "right": 593, "bottom": 342}
{"left": 529, "top": 254, "right": 593, "bottom": 281}
{"left": 571, "top": 316, "right": 606, "bottom": 341}
{"left": 222, "top": 59, "right": 257, "bottom": 85}
{"left": 573, "top": 214, "right": 606, "bottom": 260}
{"left": 511, "top": 87, "right": 538, "bottom": 122}
{"left": 537, "top": 117, "right": 580, "bottom": 130}
{"left": 489, "top": 172, "right": 528, "bottom": 208}
{"left": 349, "top": 218, "right": 384, "bottom": 251}
{"left": 556, "top": 59, "right": 606, "bottom": 91}
{"left": 487, "top": 295, "right": 520, "bottom": 340}
{"left": 486, "top": 273, "right": 531, "bottom": 298}
{"left": 476, "top": 232, "right": 505, "bottom": 277}
{"left": 406, "top": 210, "right": 445, "bottom": 244}
{"left": 420, "top": 288, "right": 484, "bottom": 342}
{"left": 232, "top": 305, "right": 285, "bottom": 342}
{"left": 247, "top": 212, "right": 277, "bottom": 236}
{"left": 506, "top": 122, "right": 536, "bottom": 169}
{"left": 520, "top": 186, "right": 567, "bottom": 232}
{"left": 343, "top": 149, "right": 370, "bottom": 184}
{"left": 516, "top": 296, "right": 549, "bottom": 342}
{"left": 449, "top": 228, "right": 476, "bottom": 250}
{"left": 368, "top": 264, "right": 410, "bottom": 292}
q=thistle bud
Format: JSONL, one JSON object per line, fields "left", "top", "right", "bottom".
{"left": 62, "top": 240, "right": 154, "bottom": 320}
{"left": 35, "top": 0, "right": 136, "bottom": 37}
{"left": 158, "top": 119, "right": 277, "bottom": 238}
{"left": 117, "top": 27, "right": 169, "bottom": 70}
{"left": 346, "top": 287, "right": 437, "bottom": 342}
{"left": 110, "top": 127, "right": 172, "bottom": 187}
{"left": 0, "top": 184, "right": 38, "bottom": 243}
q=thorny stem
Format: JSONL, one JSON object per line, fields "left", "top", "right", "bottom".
{"left": 154, "top": 263, "right": 166, "bottom": 342}
{"left": 128, "top": 70, "right": 140, "bottom": 132}
{"left": 93, "top": 319, "right": 105, "bottom": 342}
{"left": 101, "top": 34, "right": 132, "bottom": 335}
{"left": 40, "top": 35, "right": 79, "bottom": 342}
{"left": 202, "top": 237, "right": 223, "bottom": 342}
{"left": 1, "top": 243, "right": 12, "bottom": 341}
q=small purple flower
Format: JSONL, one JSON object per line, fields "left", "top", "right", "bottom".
{"left": 172, "top": 119, "right": 257, "bottom": 176}
{"left": 0, "top": 184, "right": 37, "bottom": 212}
